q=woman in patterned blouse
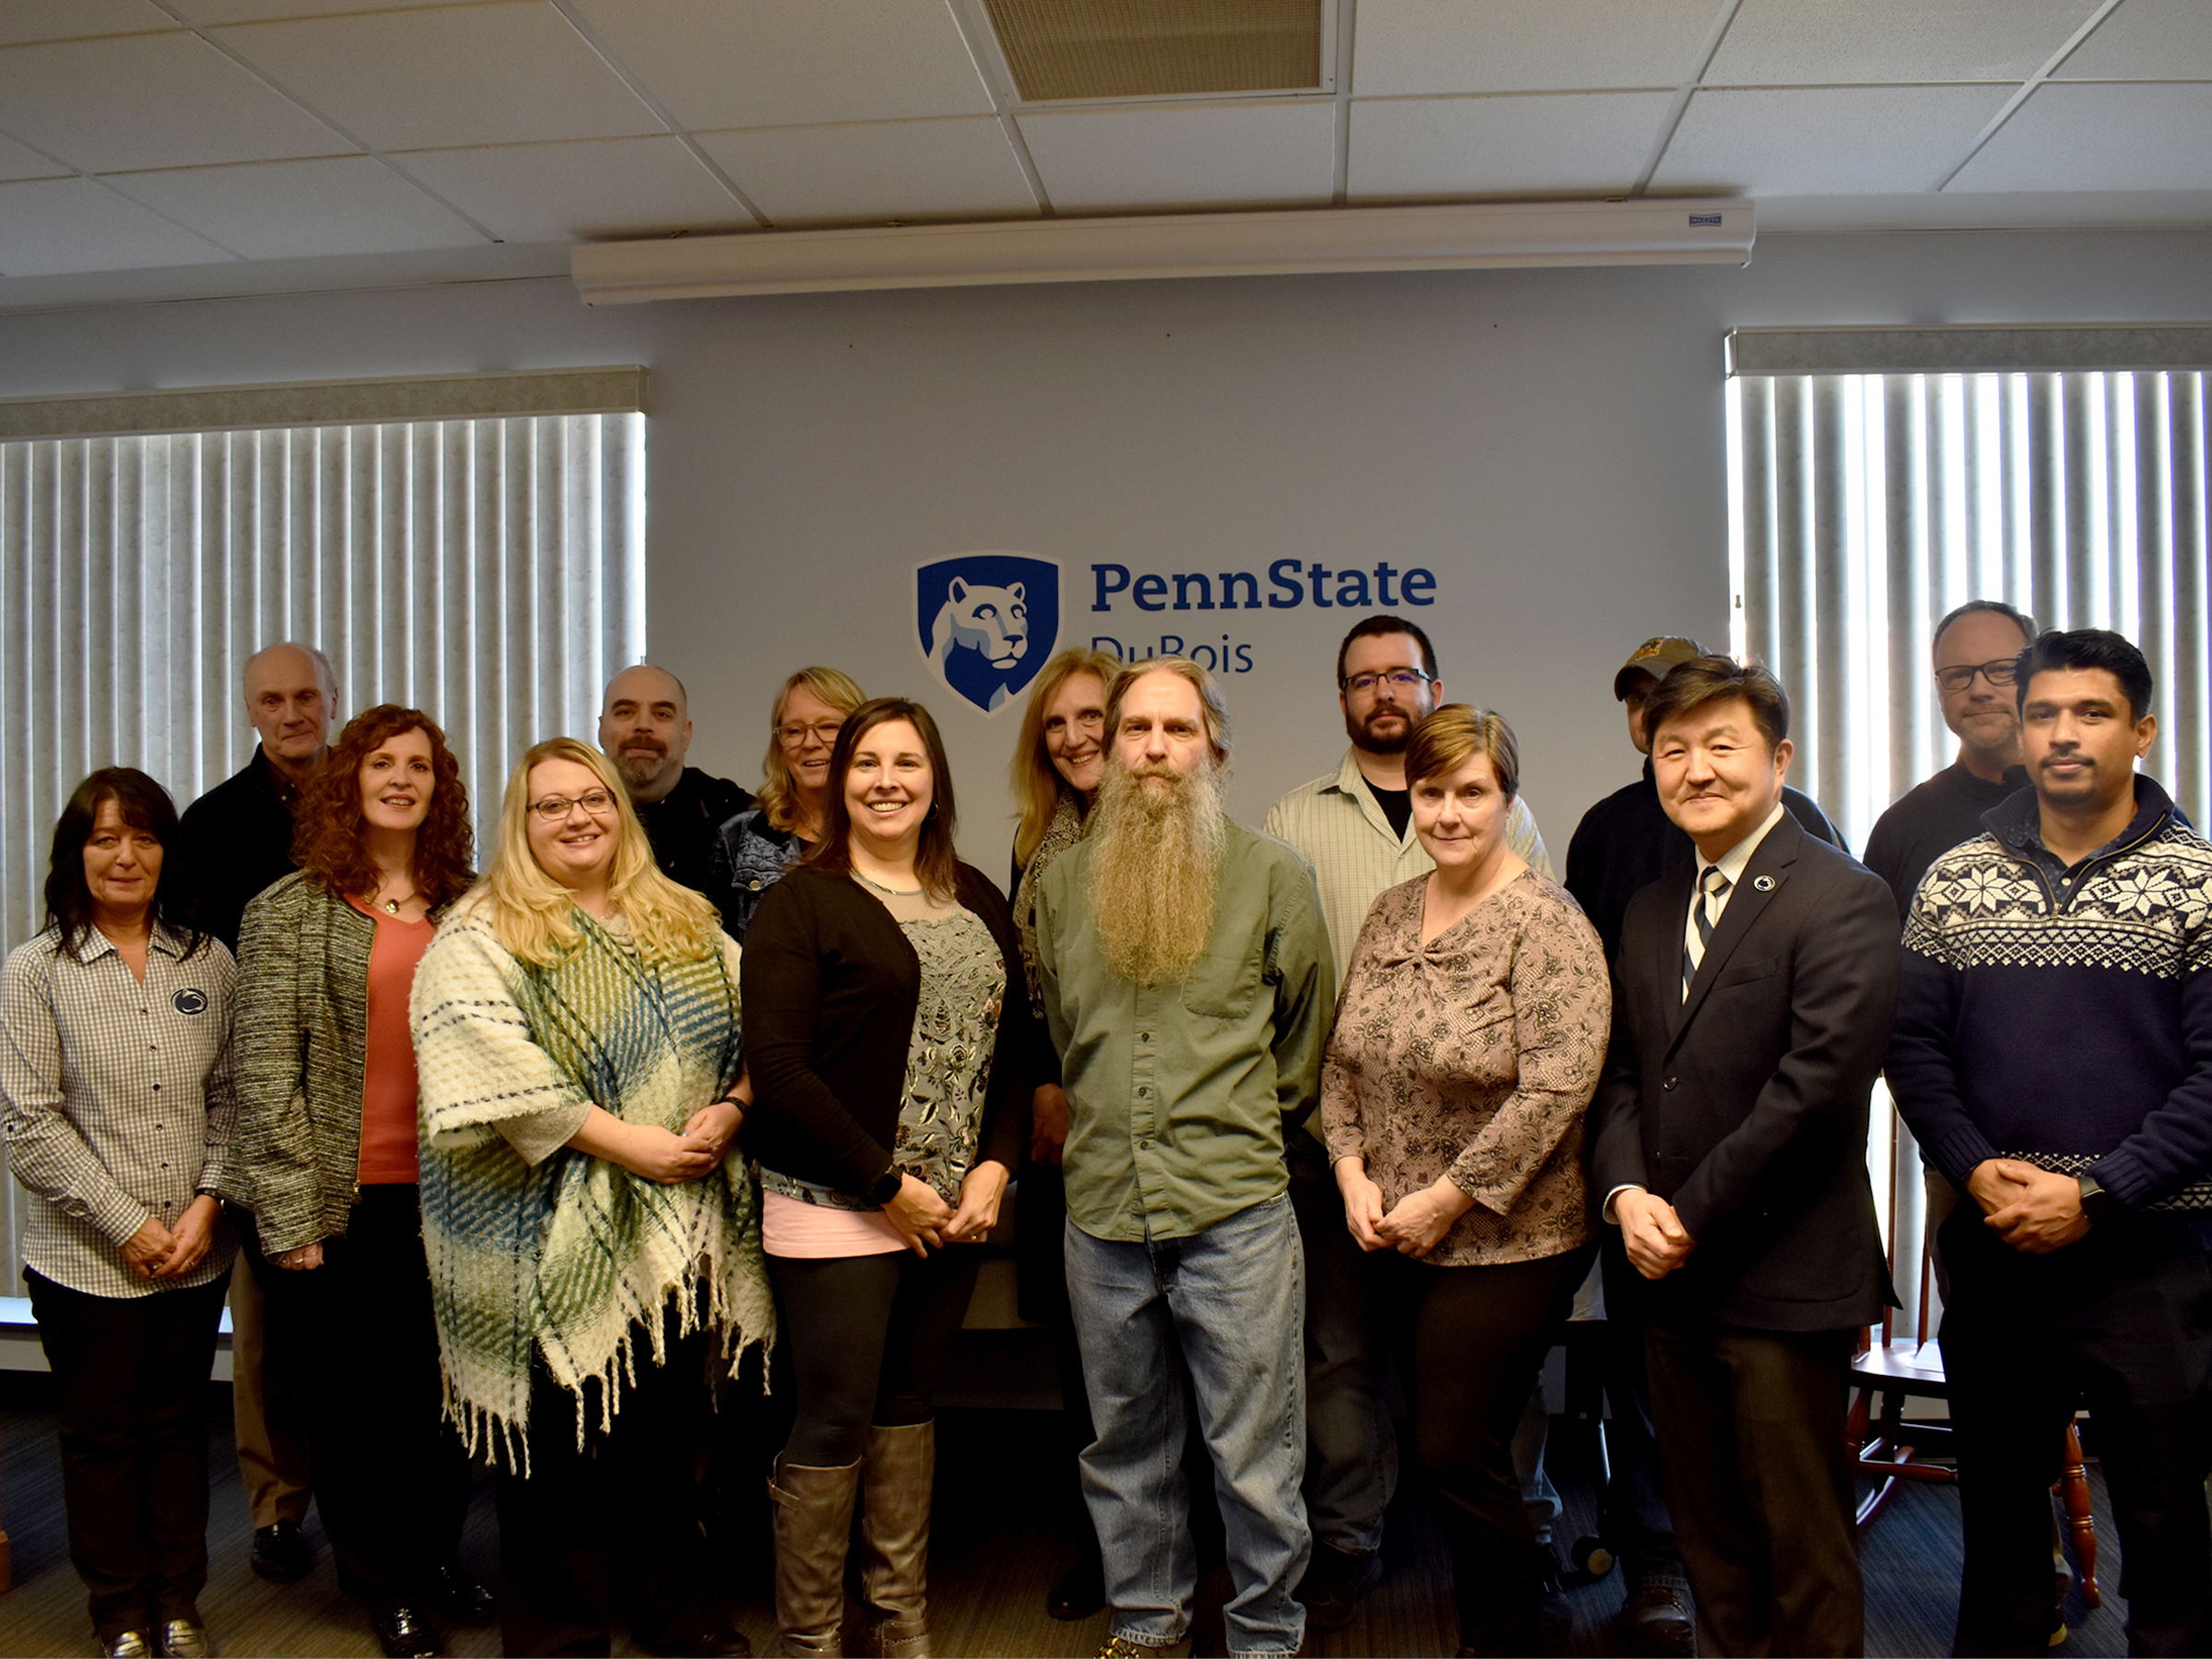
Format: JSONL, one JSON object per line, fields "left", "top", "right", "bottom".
{"left": 0, "top": 769, "right": 237, "bottom": 1659}
{"left": 1320, "top": 704, "right": 1610, "bottom": 1659}
{"left": 742, "top": 698, "right": 1033, "bottom": 1658}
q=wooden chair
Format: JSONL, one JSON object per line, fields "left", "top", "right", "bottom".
{"left": 1847, "top": 1333, "right": 2099, "bottom": 1610}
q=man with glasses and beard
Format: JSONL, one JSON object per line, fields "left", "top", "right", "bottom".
{"left": 597, "top": 664, "right": 753, "bottom": 899}
{"left": 1035, "top": 658, "right": 1334, "bottom": 1659}
{"left": 1264, "top": 615, "right": 1553, "bottom": 1630}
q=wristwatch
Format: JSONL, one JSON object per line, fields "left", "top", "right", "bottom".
{"left": 2077, "top": 1171, "right": 2117, "bottom": 1228}
{"left": 866, "top": 1168, "right": 904, "bottom": 1207}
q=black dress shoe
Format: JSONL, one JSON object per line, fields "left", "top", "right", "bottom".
{"left": 1295, "top": 1541, "right": 1382, "bottom": 1630}
{"left": 1618, "top": 1576, "right": 1695, "bottom": 1658}
{"left": 1046, "top": 1549, "right": 1106, "bottom": 1621}
{"left": 369, "top": 1603, "right": 441, "bottom": 1659}
{"left": 423, "top": 1566, "right": 497, "bottom": 1625}
{"left": 250, "top": 1521, "right": 312, "bottom": 1583}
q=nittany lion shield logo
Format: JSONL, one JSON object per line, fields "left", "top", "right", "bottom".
{"left": 916, "top": 553, "right": 1060, "bottom": 714}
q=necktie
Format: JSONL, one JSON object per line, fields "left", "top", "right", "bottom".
{"left": 1682, "top": 865, "right": 1731, "bottom": 1001}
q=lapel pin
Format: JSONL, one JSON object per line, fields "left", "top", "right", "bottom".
{"left": 1753, "top": 875, "right": 1776, "bottom": 891}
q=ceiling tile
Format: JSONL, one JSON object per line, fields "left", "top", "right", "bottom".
{"left": 0, "top": 0, "right": 178, "bottom": 45}
{"left": 1347, "top": 91, "right": 1669, "bottom": 198}
{"left": 1354, "top": 0, "right": 1721, "bottom": 96}
{"left": 2053, "top": 0, "right": 2212, "bottom": 80}
{"left": 0, "top": 176, "right": 233, "bottom": 275}
{"left": 215, "top": 1, "right": 664, "bottom": 150}
{"left": 698, "top": 118, "right": 1033, "bottom": 227}
{"left": 104, "top": 155, "right": 484, "bottom": 258}
{"left": 0, "top": 132, "right": 71, "bottom": 181}
{"left": 0, "top": 31, "right": 347, "bottom": 171}
{"left": 1017, "top": 100, "right": 1335, "bottom": 213}
{"left": 168, "top": 0, "right": 474, "bottom": 18}
{"left": 395, "top": 135, "right": 756, "bottom": 240}
{"left": 1651, "top": 85, "right": 2009, "bottom": 194}
{"left": 1948, "top": 82, "right": 2212, "bottom": 192}
{"left": 566, "top": 0, "right": 994, "bottom": 129}
{"left": 1705, "top": 0, "right": 2101, "bottom": 85}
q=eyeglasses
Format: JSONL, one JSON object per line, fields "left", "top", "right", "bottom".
{"left": 1935, "top": 659, "right": 2019, "bottom": 693}
{"left": 528, "top": 789, "right": 618, "bottom": 820}
{"left": 1342, "top": 668, "right": 1433, "bottom": 697}
{"left": 777, "top": 720, "right": 844, "bottom": 746}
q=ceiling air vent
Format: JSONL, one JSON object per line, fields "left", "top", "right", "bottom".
{"left": 982, "top": 0, "right": 1324, "bottom": 101}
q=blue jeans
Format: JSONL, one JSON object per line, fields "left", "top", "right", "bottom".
{"left": 1066, "top": 1194, "right": 1311, "bottom": 1657}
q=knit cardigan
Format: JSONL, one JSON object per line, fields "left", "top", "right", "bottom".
{"left": 410, "top": 902, "right": 772, "bottom": 1465}
{"left": 225, "top": 872, "right": 458, "bottom": 1255}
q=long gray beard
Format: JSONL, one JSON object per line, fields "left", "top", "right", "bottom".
{"left": 1086, "top": 760, "right": 1227, "bottom": 985}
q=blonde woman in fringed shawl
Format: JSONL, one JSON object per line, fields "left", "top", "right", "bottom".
{"left": 1003, "top": 646, "right": 1121, "bottom": 1621}
{"left": 410, "top": 736, "right": 771, "bottom": 1658}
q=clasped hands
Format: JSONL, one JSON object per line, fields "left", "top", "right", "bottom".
{"left": 1335, "top": 1158, "right": 1474, "bottom": 1259}
{"left": 1614, "top": 1188, "right": 1697, "bottom": 1279}
{"left": 1968, "top": 1158, "right": 2088, "bottom": 1253}
{"left": 882, "top": 1161, "right": 1011, "bottom": 1257}
{"left": 120, "top": 1194, "right": 221, "bottom": 1281}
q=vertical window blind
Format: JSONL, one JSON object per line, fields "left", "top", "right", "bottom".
{"left": 0, "top": 370, "right": 648, "bottom": 1289}
{"left": 1726, "top": 326, "right": 2212, "bottom": 1342}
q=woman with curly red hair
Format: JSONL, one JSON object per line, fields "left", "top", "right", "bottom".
{"left": 226, "top": 705, "right": 494, "bottom": 1659}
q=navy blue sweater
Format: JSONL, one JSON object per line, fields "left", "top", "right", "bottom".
{"left": 1887, "top": 776, "right": 2212, "bottom": 1221}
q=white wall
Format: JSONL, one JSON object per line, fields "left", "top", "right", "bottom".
{"left": 6, "top": 227, "right": 2208, "bottom": 870}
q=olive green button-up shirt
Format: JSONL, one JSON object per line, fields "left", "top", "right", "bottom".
{"left": 1034, "top": 818, "right": 1335, "bottom": 1243}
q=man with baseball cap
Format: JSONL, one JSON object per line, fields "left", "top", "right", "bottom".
{"left": 1560, "top": 635, "right": 1844, "bottom": 1655}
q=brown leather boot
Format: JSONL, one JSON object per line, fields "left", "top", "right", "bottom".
{"left": 858, "top": 1422, "right": 935, "bottom": 1658}
{"left": 769, "top": 1456, "right": 861, "bottom": 1657}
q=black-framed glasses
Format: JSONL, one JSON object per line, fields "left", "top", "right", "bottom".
{"left": 1935, "top": 659, "right": 2019, "bottom": 693}
{"left": 777, "top": 720, "right": 845, "bottom": 746}
{"left": 1342, "top": 668, "right": 1433, "bottom": 696}
{"left": 528, "top": 789, "right": 618, "bottom": 820}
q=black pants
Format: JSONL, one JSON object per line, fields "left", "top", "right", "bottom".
{"left": 1940, "top": 1207, "right": 2212, "bottom": 1657}
{"left": 1369, "top": 1242, "right": 1593, "bottom": 1657}
{"left": 27, "top": 1267, "right": 229, "bottom": 1642}
{"left": 495, "top": 1294, "right": 724, "bottom": 1657}
{"left": 771, "top": 1245, "right": 983, "bottom": 1466}
{"left": 248, "top": 1189, "right": 472, "bottom": 1606}
{"left": 1643, "top": 1312, "right": 1861, "bottom": 1658}
{"left": 1597, "top": 1232, "right": 1686, "bottom": 1583}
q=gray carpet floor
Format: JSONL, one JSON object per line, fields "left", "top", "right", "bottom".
{"left": 0, "top": 1374, "right": 2131, "bottom": 1657}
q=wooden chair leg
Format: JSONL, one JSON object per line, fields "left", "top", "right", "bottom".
{"left": 2055, "top": 1420, "right": 2100, "bottom": 1611}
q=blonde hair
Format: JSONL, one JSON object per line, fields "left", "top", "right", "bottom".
{"left": 758, "top": 666, "right": 866, "bottom": 834}
{"left": 468, "top": 737, "right": 722, "bottom": 967}
{"left": 1010, "top": 647, "right": 1123, "bottom": 869}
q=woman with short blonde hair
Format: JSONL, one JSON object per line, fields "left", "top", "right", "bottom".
{"left": 711, "top": 666, "right": 866, "bottom": 939}
{"left": 412, "top": 735, "right": 771, "bottom": 1656}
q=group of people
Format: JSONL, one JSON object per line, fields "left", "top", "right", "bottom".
{"left": 0, "top": 600, "right": 2204, "bottom": 1659}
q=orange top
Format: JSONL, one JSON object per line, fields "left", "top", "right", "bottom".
{"left": 347, "top": 897, "right": 436, "bottom": 1186}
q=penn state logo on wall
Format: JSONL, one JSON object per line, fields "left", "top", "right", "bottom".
{"left": 916, "top": 552, "right": 1060, "bottom": 714}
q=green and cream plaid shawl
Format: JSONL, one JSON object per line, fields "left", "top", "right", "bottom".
{"left": 411, "top": 904, "right": 772, "bottom": 1469}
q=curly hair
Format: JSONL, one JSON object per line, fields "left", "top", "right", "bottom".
{"left": 292, "top": 705, "right": 474, "bottom": 907}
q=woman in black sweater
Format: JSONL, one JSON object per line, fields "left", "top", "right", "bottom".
{"left": 741, "top": 697, "right": 1031, "bottom": 1659}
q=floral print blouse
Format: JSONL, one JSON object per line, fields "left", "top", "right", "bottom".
{"left": 1320, "top": 869, "right": 1609, "bottom": 1266}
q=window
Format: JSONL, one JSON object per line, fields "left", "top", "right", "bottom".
{"left": 0, "top": 368, "right": 648, "bottom": 1287}
{"left": 1725, "top": 325, "right": 2212, "bottom": 1338}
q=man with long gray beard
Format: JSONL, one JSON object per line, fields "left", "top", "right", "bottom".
{"left": 1035, "top": 658, "right": 1334, "bottom": 1659}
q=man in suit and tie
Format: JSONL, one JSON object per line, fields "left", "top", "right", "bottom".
{"left": 1591, "top": 655, "right": 1900, "bottom": 1657}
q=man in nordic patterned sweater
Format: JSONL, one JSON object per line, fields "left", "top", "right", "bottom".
{"left": 1888, "top": 627, "right": 2212, "bottom": 1659}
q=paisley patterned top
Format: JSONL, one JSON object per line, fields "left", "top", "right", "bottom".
{"left": 1320, "top": 869, "right": 1608, "bottom": 1266}
{"left": 761, "top": 894, "right": 1005, "bottom": 1212}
